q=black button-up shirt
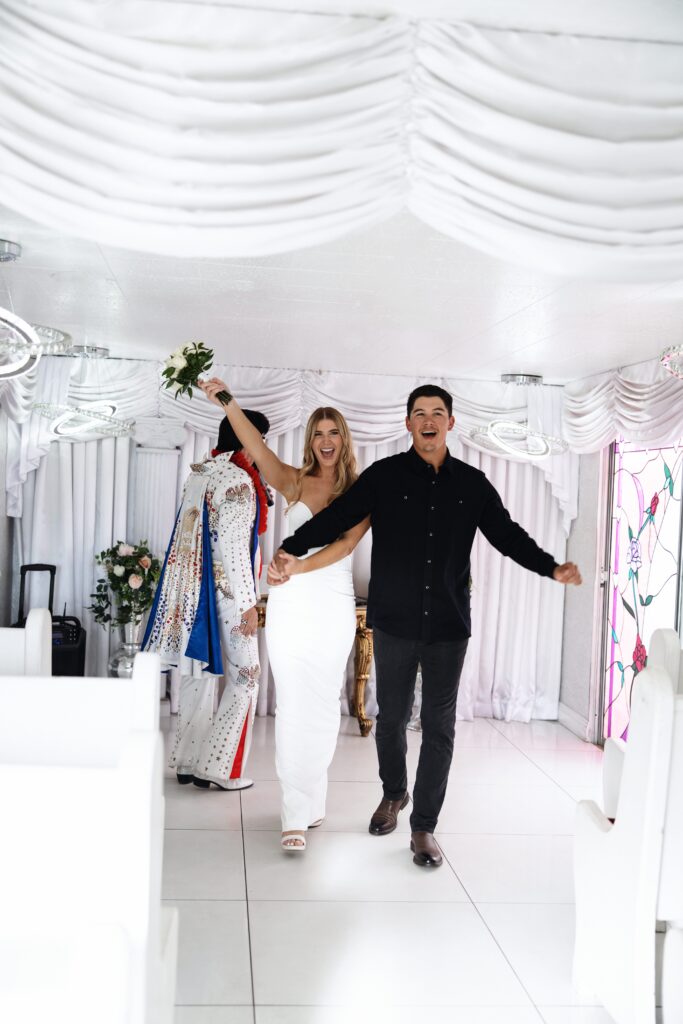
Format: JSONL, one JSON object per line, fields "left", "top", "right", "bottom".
{"left": 281, "top": 446, "right": 559, "bottom": 642}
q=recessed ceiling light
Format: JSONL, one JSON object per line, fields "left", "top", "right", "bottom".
{"left": 0, "top": 239, "right": 22, "bottom": 262}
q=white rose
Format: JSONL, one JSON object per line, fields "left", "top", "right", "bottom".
{"left": 118, "top": 543, "right": 135, "bottom": 556}
{"left": 128, "top": 574, "right": 144, "bottom": 590}
{"left": 113, "top": 565, "right": 125, "bottom": 577}
{"left": 168, "top": 353, "right": 187, "bottom": 371}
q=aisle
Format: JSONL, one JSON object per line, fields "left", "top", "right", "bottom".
{"left": 162, "top": 713, "right": 620, "bottom": 1024}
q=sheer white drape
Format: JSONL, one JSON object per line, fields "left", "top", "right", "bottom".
{"left": 3, "top": 356, "right": 578, "bottom": 525}
{"left": 1, "top": 3, "right": 681, "bottom": 279}
{"left": 563, "top": 357, "right": 683, "bottom": 453}
{"left": 16, "top": 436, "right": 131, "bottom": 676}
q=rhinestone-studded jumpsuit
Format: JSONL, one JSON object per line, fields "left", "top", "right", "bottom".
{"left": 169, "top": 454, "right": 260, "bottom": 785}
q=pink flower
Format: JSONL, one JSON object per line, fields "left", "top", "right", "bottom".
{"left": 138, "top": 555, "right": 152, "bottom": 570}
{"left": 128, "top": 574, "right": 144, "bottom": 590}
{"left": 118, "top": 543, "right": 135, "bottom": 557}
{"left": 633, "top": 635, "right": 647, "bottom": 673}
{"left": 650, "top": 492, "right": 659, "bottom": 516}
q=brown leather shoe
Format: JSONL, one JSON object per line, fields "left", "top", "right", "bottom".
{"left": 369, "top": 793, "right": 409, "bottom": 835}
{"left": 410, "top": 831, "right": 443, "bottom": 867}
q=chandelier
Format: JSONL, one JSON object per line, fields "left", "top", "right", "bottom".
{"left": 0, "top": 309, "right": 42, "bottom": 379}
{"left": 468, "top": 419, "right": 568, "bottom": 460}
{"left": 31, "top": 344, "right": 135, "bottom": 439}
{"left": 660, "top": 345, "right": 683, "bottom": 380}
{"left": 32, "top": 400, "right": 135, "bottom": 439}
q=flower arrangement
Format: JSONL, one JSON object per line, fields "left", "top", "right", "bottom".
{"left": 162, "top": 342, "right": 231, "bottom": 403}
{"left": 89, "top": 541, "right": 161, "bottom": 627}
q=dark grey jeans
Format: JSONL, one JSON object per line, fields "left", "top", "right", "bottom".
{"left": 373, "top": 627, "right": 469, "bottom": 833}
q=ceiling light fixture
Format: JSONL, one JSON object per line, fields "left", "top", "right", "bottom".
{"left": 0, "top": 308, "right": 42, "bottom": 379}
{"left": 500, "top": 373, "right": 544, "bottom": 386}
{"left": 32, "top": 344, "right": 134, "bottom": 439}
{"left": 31, "top": 325, "right": 73, "bottom": 355}
{"left": 71, "top": 344, "right": 109, "bottom": 359}
{"left": 0, "top": 239, "right": 21, "bottom": 262}
{"left": 468, "top": 419, "right": 568, "bottom": 460}
{"left": 659, "top": 345, "right": 683, "bottom": 380}
{"left": 32, "top": 400, "right": 135, "bottom": 439}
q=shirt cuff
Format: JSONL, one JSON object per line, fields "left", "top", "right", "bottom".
{"left": 281, "top": 534, "right": 308, "bottom": 556}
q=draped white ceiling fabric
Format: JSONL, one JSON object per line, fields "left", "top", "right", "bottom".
{"left": 2, "top": 355, "right": 579, "bottom": 531}
{"left": 563, "top": 356, "right": 683, "bottom": 452}
{"left": 1, "top": 1, "right": 682, "bottom": 279}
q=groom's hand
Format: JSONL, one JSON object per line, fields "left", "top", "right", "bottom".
{"left": 553, "top": 562, "right": 582, "bottom": 586}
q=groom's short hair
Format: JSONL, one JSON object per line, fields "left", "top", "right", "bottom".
{"left": 407, "top": 385, "right": 453, "bottom": 417}
{"left": 216, "top": 410, "right": 270, "bottom": 454}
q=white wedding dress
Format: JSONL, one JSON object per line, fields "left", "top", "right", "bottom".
{"left": 266, "top": 501, "right": 356, "bottom": 831}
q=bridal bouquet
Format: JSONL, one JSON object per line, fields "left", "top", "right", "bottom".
{"left": 162, "top": 342, "right": 231, "bottom": 402}
{"left": 89, "top": 541, "right": 161, "bottom": 627}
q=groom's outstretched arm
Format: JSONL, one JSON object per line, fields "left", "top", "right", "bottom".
{"left": 280, "top": 466, "right": 376, "bottom": 557}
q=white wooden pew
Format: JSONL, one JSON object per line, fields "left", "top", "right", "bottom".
{"left": 0, "top": 607, "right": 51, "bottom": 676}
{"left": 574, "top": 629, "right": 683, "bottom": 1024}
{"left": 0, "top": 652, "right": 177, "bottom": 1024}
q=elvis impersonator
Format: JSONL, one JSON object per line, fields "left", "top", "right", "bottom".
{"left": 143, "top": 410, "right": 270, "bottom": 790}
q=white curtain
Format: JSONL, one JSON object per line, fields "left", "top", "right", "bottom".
{"left": 16, "top": 435, "right": 131, "bottom": 676}
{"left": 1, "top": 2, "right": 681, "bottom": 280}
{"left": 563, "top": 356, "right": 683, "bottom": 453}
{"left": 11, "top": 356, "right": 573, "bottom": 719}
{"left": 3, "top": 354, "right": 578, "bottom": 523}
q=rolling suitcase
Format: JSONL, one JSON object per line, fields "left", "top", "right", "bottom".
{"left": 14, "top": 563, "right": 87, "bottom": 676}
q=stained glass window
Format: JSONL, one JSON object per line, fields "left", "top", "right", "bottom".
{"left": 602, "top": 440, "right": 683, "bottom": 741}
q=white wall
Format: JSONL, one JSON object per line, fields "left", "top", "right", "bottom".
{"left": 559, "top": 452, "right": 602, "bottom": 737}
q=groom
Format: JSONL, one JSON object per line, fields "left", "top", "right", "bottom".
{"left": 273, "top": 384, "right": 581, "bottom": 867}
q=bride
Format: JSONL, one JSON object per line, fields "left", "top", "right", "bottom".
{"left": 200, "top": 378, "right": 369, "bottom": 851}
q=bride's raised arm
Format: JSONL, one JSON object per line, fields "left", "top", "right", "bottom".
{"left": 200, "top": 377, "right": 298, "bottom": 500}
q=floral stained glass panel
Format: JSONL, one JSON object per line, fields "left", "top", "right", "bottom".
{"left": 603, "top": 441, "right": 683, "bottom": 741}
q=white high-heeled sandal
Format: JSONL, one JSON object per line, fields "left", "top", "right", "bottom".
{"left": 281, "top": 831, "right": 306, "bottom": 852}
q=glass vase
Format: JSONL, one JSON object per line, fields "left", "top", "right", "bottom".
{"left": 107, "top": 618, "right": 143, "bottom": 678}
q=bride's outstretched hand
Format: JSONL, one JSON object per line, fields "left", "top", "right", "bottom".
{"left": 199, "top": 377, "right": 232, "bottom": 408}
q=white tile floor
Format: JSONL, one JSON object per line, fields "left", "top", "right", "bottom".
{"left": 162, "top": 713, "right": 624, "bottom": 1024}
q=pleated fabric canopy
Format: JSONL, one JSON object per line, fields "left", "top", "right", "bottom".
{"left": 0, "top": 0, "right": 682, "bottom": 279}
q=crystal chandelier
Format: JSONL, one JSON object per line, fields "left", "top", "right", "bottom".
{"left": 31, "top": 344, "right": 135, "bottom": 439}
{"left": 0, "top": 309, "right": 42, "bottom": 379}
{"left": 468, "top": 419, "right": 568, "bottom": 460}
{"left": 660, "top": 345, "right": 683, "bottom": 380}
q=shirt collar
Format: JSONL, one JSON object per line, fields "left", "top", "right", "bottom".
{"left": 406, "top": 445, "right": 457, "bottom": 477}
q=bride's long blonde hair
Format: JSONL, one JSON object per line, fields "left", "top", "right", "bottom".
{"left": 289, "top": 407, "right": 358, "bottom": 508}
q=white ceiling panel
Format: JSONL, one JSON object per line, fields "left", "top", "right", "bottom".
{"left": 1, "top": 206, "right": 680, "bottom": 384}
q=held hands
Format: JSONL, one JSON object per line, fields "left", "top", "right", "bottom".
{"left": 239, "top": 605, "right": 259, "bottom": 636}
{"left": 199, "top": 377, "right": 232, "bottom": 408}
{"left": 267, "top": 549, "right": 302, "bottom": 587}
{"left": 553, "top": 562, "right": 582, "bottom": 586}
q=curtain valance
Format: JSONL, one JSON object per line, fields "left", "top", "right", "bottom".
{"left": 2, "top": 355, "right": 578, "bottom": 527}
{"left": 563, "top": 357, "right": 683, "bottom": 453}
{"left": 1, "top": 2, "right": 681, "bottom": 279}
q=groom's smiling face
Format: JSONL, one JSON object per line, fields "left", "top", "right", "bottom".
{"left": 406, "top": 398, "right": 454, "bottom": 457}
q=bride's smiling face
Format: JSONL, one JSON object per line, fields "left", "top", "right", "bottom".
{"left": 312, "top": 418, "right": 342, "bottom": 469}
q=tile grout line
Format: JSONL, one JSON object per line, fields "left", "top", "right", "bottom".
{"left": 437, "top": 843, "right": 548, "bottom": 1024}
{"left": 239, "top": 790, "right": 258, "bottom": 1024}
{"left": 485, "top": 720, "right": 599, "bottom": 803}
